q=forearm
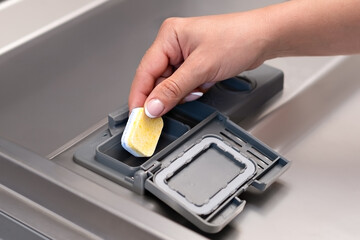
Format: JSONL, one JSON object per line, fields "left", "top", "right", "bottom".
{"left": 128, "top": 0, "right": 360, "bottom": 117}
{"left": 265, "top": 0, "right": 360, "bottom": 58}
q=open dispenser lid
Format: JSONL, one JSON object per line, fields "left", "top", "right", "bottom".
{"left": 144, "top": 109, "right": 290, "bottom": 233}
{"left": 153, "top": 135, "right": 256, "bottom": 215}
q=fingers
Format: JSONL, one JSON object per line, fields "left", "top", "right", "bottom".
{"left": 183, "top": 91, "right": 203, "bottom": 102}
{"left": 129, "top": 39, "right": 216, "bottom": 118}
{"left": 128, "top": 44, "right": 170, "bottom": 112}
{"left": 129, "top": 14, "right": 269, "bottom": 118}
{"left": 144, "top": 51, "right": 218, "bottom": 117}
{"left": 128, "top": 18, "right": 184, "bottom": 113}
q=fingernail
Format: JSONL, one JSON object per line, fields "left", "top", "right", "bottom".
{"left": 200, "top": 82, "right": 215, "bottom": 90}
{"left": 145, "top": 99, "right": 165, "bottom": 118}
{"left": 184, "top": 92, "right": 203, "bottom": 102}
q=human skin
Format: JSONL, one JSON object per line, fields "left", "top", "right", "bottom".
{"left": 128, "top": 0, "right": 360, "bottom": 118}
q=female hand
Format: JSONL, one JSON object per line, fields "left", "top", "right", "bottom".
{"left": 129, "top": 0, "right": 360, "bottom": 118}
{"left": 128, "top": 10, "right": 274, "bottom": 117}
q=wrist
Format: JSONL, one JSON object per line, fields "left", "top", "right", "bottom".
{"left": 253, "top": 0, "right": 315, "bottom": 59}
{"left": 254, "top": 3, "right": 294, "bottom": 60}
{"left": 238, "top": 6, "right": 286, "bottom": 64}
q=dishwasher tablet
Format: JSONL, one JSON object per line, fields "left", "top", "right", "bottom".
{"left": 121, "top": 107, "right": 163, "bottom": 157}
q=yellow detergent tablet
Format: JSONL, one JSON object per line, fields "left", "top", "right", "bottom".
{"left": 121, "top": 107, "right": 164, "bottom": 157}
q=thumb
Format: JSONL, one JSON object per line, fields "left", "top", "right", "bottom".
{"left": 144, "top": 54, "right": 215, "bottom": 118}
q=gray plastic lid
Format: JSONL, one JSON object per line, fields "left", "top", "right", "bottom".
{"left": 153, "top": 135, "right": 256, "bottom": 215}
{"left": 144, "top": 111, "right": 290, "bottom": 233}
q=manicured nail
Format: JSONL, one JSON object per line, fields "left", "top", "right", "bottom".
{"left": 200, "top": 82, "right": 215, "bottom": 90}
{"left": 184, "top": 92, "right": 203, "bottom": 102}
{"left": 145, "top": 99, "right": 165, "bottom": 118}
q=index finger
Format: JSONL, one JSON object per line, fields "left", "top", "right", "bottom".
{"left": 128, "top": 45, "right": 169, "bottom": 112}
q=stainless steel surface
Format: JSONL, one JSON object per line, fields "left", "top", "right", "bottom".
{"left": 0, "top": 0, "right": 109, "bottom": 55}
{"left": 236, "top": 55, "right": 360, "bottom": 239}
{"left": 0, "top": 138, "right": 205, "bottom": 240}
{"left": 1, "top": 0, "right": 360, "bottom": 239}
{"left": 47, "top": 55, "right": 360, "bottom": 240}
{"left": 0, "top": 210, "right": 49, "bottom": 240}
{"left": 0, "top": 0, "right": 284, "bottom": 156}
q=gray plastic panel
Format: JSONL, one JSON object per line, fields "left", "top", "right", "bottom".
{"left": 144, "top": 112, "right": 290, "bottom": 233}
{"left": 73, "top": 64, "right": 290, "bottom": 233}
{"left": 199, "top": 64, "right": 283, "bottom": 122}
{"left": 74, "top": 116, "right": 190, "bottom": 194}
{"left": 153, "top": 135, "right": 256, "bottom": 215}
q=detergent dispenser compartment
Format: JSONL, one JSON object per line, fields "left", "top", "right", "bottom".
{"left": 95, "top": 116, "right": 190, "bottom": 175}
{"left": 73, "top": 64, "right": 290, "bottom": 233}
